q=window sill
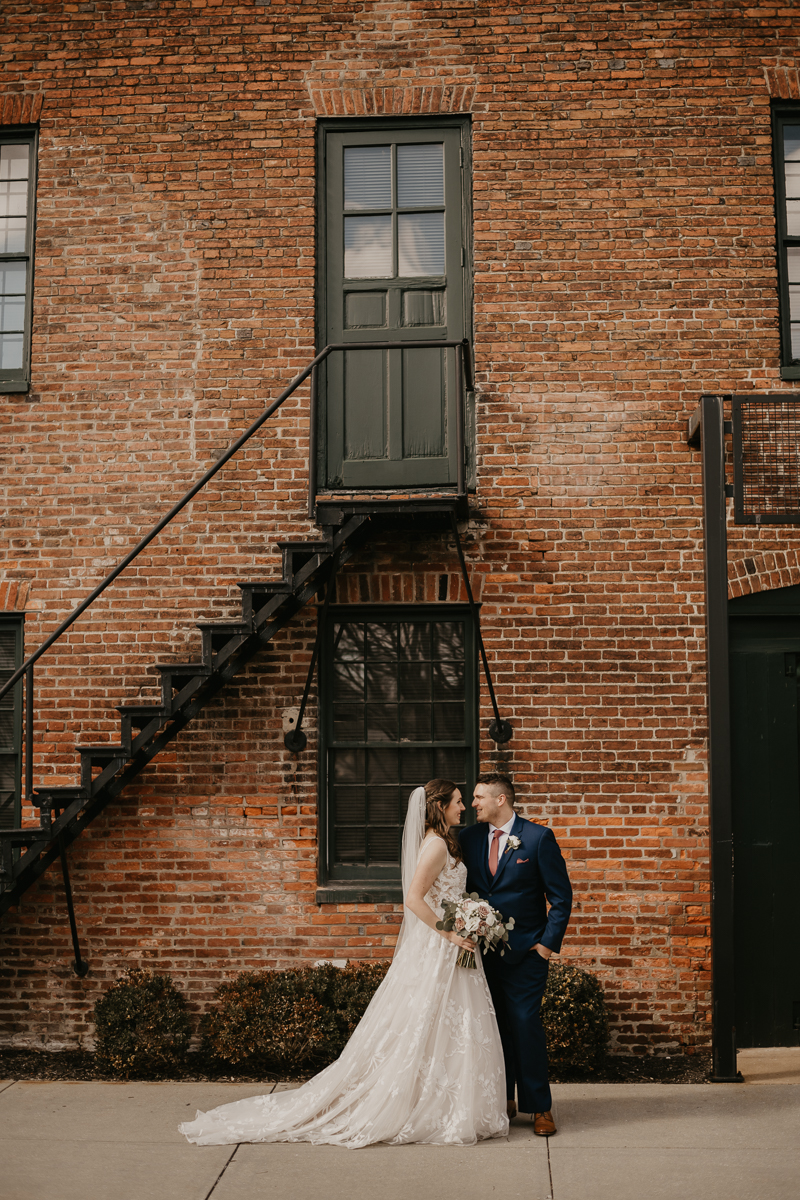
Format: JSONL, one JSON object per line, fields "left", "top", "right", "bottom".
{"left": 780, "top": 366, "right": 800, "bottom": 380}
{"left": 316, "top": 884, "right": 403, "bottom": 905}
{"left": 0, "top": 380, "right": 30, "bottom": 394}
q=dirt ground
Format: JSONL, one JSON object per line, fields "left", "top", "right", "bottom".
{"left": 0, "top": 1047, "right": 713, "bottom": 1085}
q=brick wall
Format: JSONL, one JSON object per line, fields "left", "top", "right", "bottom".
{"left": 2, "top": 0, "right": 800, "bottom": 1053}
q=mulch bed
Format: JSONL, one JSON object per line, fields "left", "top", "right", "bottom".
{"left": 0, "top": 1047, "right": 713, "bottom": 1085}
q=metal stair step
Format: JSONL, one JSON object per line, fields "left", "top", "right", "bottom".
{"left": 195, "top": 621, "right": 251, "bottom": 644}
{"left": 154, "top": 662, "right": 212, "bottom": 677}
{"left": 116, "top": 705, "right": 169, "bottom": 754}
{"left": 276, "top": 539, "right": 332, "bottom": 581}
{"left": 31, "top": 786, "right": 90, "bottom": 829}
{"left": 195, "top": 622, "right": 253, "bottom": 667}
{"left": 237, "top": 580, "right": 294, "bottom": 624}
{"left": 76, "top": 744, "right": 129, "bottom": 773}
{"left": 117, "top": 704, "right": 167, "bottom": 721}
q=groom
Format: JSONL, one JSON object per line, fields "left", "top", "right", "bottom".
{"left": 459, "top": 772, "right": 572, "bottom": 1136}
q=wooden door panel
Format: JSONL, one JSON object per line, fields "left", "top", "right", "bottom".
{"left": 343, "top": 348, "right": 386, "bottom": 461}
{"left": 402, "top": 347, "right": 445, "bottom": 458}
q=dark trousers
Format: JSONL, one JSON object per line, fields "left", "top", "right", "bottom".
{"left": 484, "top": 948, "right": 551, "bottom": 1115}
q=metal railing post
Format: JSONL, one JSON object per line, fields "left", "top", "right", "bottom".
{"left": 699, "top": 394, "right": 740, "bottom": 1083}
{"left": 308, "top": 363, "right": 318, "bottom": 521}
{"left": 25, "top": 664, "right": 33, "bottom": 808}
{"left": 455, "top": 344, "right": 465, "bottom": 497}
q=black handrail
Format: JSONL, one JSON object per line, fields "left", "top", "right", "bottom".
{"left": 1, "top": 338, "right": 473, "bottom": 707}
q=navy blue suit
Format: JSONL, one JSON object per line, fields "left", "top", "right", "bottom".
{"left": 459, "top": 814, "right": 572, "bottom": 1114}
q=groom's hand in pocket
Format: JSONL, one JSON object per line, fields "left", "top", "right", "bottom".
{"left": 531, "top": 943, "right": 552, "bottom": 960}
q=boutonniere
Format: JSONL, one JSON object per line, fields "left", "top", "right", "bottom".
{"left": 505, "top": 835, "right": 521, "bottom": 854}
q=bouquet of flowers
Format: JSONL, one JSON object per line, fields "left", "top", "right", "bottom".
{"left": 436, "top": 891, "right": 516, "bottom": 969}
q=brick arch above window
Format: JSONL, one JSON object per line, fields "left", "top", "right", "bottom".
{"left": 306, "top": 80, "right": 476, "bottom": 118}
{"left": 0, "top": 93, "right": 44, "bottom": 125}
{"left": 764, "top": 67, "right": 800, "bottom": 100}
{"left": 728, "top": 549, "right": 800, "bottom": 599}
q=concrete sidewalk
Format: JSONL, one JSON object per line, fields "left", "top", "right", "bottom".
{"left": 1, "top": 1076, "right": 798, "bottom": 1200}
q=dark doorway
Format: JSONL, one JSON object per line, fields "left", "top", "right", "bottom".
{"left": 318, "top": 120, "right": 470, "bottom": 491}
{"left": 729, "top": 583, "right": 800, "bottom": 1047}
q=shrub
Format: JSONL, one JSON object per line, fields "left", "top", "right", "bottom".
{"left": 541, "top": 962, "right": 609, "bottom": 1070}
{"left": 202, "top": 960, "right": 390, "bottom": 1075}
{"left": 93, "top": 968, "right": 192, "bottom": 1078}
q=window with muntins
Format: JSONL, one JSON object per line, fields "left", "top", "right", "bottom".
{"left": 0, "top": 131, "right": 36, "bottom": 393}
{"left": 0, "top": 618, "right": 24, "bottom": 830}
{"left": 318, "top": 606, "right": 476, "bottom": 898}
{"left": 773, "top": 107, "right": 800, "bottom": 380}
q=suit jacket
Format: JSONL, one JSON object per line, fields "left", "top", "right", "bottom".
{"left": 459, "top": 815, "right": 573, "bottom": 964}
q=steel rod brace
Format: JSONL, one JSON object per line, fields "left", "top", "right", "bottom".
{"left": 284, "top": 544, "right": 342, "bottom": 753}
{"left": 449, "top": 513, "right": 512, "bottom": 744}
{"left": 59, "top": 836, "right": 89, "bottom": 978}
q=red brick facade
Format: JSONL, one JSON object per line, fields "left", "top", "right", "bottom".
{"left": 2, "top": 2, "right": 800, "bottom": 1054}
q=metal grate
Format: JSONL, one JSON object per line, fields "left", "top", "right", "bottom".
{"left": 732, "top": 394, "right": 800, "bottom": 524}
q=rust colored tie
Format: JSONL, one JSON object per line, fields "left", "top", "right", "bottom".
{"left": 489, "top": 828, "right": 503, "bottom": 876}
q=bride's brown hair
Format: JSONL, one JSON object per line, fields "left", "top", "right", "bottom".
{"left": 424, "top": 778, "right": 463, "bottom": 862}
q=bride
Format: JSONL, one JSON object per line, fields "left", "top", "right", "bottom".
{"left": 180, "top": 779, "right": 509, "bottom": 1148}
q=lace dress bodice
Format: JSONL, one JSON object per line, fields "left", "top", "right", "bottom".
{"left": 424, "top": 838, "right": 467, "bottom": 913}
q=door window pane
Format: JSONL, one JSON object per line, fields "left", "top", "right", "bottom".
{"left": 397, "top": 144, "right": 444, "bottom": 208}
{"left": 344, "top": 145, "right": 392, "bottom": 210}
{"left": 398, "top": 212, "right": 445, "bottom": 276}
{"left": 344, "top": 214, "right": 393, "bottom": 278}
{"left": 402, "top": 290, "right": 446, "bottom": 327}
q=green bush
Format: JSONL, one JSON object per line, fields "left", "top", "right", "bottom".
{"left": 541, "top": 962, "right": 609, "bottom": 1069}
{"left": 93, "top": 968, "right": 192, "bottom": 1078}
{"left": 201, "top": 960, "right": 390, "bottom": 1075}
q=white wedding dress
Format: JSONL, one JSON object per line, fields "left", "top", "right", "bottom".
{"left": 180, "top": 824, "right": 508, "bottom": 1148}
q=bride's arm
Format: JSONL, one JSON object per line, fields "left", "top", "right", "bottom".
{"left": 405, "top": 840, "right": 474, "bottom": 950}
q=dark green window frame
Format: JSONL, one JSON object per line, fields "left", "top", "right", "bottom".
{"left": 0, "top": 127, "right": 37, "bottom": 394}
{"left": 317, "top": 604, "right": 477, "bottom": 904}
{"left": 0, "top": 615, "right": 24, "bottom": 830}
{"left": 773, "top": 106, "right": 800, "bottom": 380}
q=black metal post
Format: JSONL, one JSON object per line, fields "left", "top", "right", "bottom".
{"left": 308, "top": 364, "right": 318, "bottom": 521}
{"left": 699, "top": 394, "right": 740, "bottom": 1083}
{"left": 59, "top": 838, "right": 89, "bottom": 978}
{"left": 449, "top": 512, "right": 512, "bottom": 744}
{"left": 25, "top": 664, "right": 33, "bottom": 807}
{"left": 284, "top": 544, "right": 342, "bottom": 753}
{"left": 456, "top": 345, "right": 465, "bottom": 498}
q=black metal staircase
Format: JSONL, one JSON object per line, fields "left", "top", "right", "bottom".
{"left": 0, "top": 513, "right": 371, "bottom": 917}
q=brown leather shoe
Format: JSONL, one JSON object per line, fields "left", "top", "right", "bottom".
{"left": 506, "top": 1100, "right": 517, "bottom": 1120}
{"left": 533, "top": 1110, "right": 557, "bottom": 1136}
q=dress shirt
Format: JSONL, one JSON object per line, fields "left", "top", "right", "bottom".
{"left": 487, "top": 814, "right": 517, "bottom": 865}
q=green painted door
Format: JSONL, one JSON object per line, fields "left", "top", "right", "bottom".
{"left": 729, "top": 593, "right": 800, "bottom": 1047}
{"left": 321, "top": 125, "right": 468, "bottom": 490}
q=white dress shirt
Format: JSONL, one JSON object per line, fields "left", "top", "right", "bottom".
{"left": 487, "top": 813, "right": 517, "bottom": 864}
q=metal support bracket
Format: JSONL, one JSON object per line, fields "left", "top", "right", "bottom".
{"left": 58, "top": 836, "right": 89, "bottom": 978}
{"left": 284, "top": 543, "right": 342, "bottom": 753}
{"left": 449, "top": 513, "right": 512, "bottom": 744}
